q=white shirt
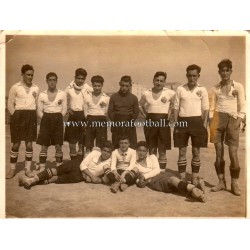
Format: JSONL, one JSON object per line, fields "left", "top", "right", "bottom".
{"left": 140, "top": 88, "right": 175, "bottom": 114}
{"left": 8, "top": 81, "right": 39, "bottom": 115}
{"left": 135, "top": 154, "right": 160, "bottom": 180}
{"left": 110, "top": 148, "right": 137, "bottom": 171}
{"left": 84, "top": 92, "right": 110, "bottom": 116}
{"left": 80, "top": 150, "right": 111, "bottom": 176}
{"left": 37, "top": 89, "right": 67, "bottom": 118}
{"left": 65, "top": 81, "right": 92, "bottom": 111}
{"left": 209, "top": 80, "right": 246, "bottom": 119}
{"left": 174, "top": 84, "right": 209, "bottom": 117}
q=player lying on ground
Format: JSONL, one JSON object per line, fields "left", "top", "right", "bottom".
{"left": 18, "top": 141, "right": 114, "bottom": 189}
{"left": 134, "top": 141, "right": 207, "bottom": 202}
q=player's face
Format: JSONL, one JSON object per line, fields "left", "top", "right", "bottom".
{"left": 75, "top": 74, "right": 86, "bottom": 86}
{"left": 92, "top": 82, "right": 102, "bottom": 95}
{"left": 219, "top": 66, "right": 232, "bottom": 81}
{"left": 101, "top": 147, "right": 112, "bottom": 160}
{"left": 22, "top": 70, "right": 34, "bottom": 85}
{"left": 186, "top": 69, "right": 200, "bottom": 86}
{"left": 46, "top": 76, "right": 57, "bottom": 90}
{"left": 119, "top": 81, "right": 131, "bottom": 94}
{"left": 137, "top": 146, "right": 148, "bottom": 159}
{"left": 153, "top": 75, "right": 165, "bottom": 90}
{"left": 119, "top": 139, "right": 130, "bottom": 152}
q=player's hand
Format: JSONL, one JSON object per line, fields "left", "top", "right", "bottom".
{"left": 235, "top": 117, "right": 242, "bottom": 129}
{"left": 136, "top": 173, "right": 147, "bottom": 188}
{"left": 91, "top": 176, "right": 101, "bottom": 184}
{"left": 68, "top": 109, "right": 74, "bottom": 115}
{"left": 113, "top": 172, "right": 121, "bottom": 182}
{"left": 120, "top": 171, "right": 128, "bottom": 182}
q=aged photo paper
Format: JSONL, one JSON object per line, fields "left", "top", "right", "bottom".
{"left": 0, "top": 30, "right": 249, "bottom": 218}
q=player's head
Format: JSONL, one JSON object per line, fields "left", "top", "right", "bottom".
{"left": 74, "top": 68, "right": 87, "bottom": 86}
{"left": 21, "top": 64, "right": 34, "bottom": 85}
{"left": 218, "top": 59, "right": 233, "bottom": 81}
{"left": 136, "top": 141, "right": 148, "bottom": 159}
{"left": 119, "top": 75, "right": 132, "bottom": 94}
{"left": 153, "top": 71, "right": 167, "bottom": 90}
{"left": 118, "top": 135, "right": 130, "bottom": 151}
{"left": 100, "top": 140, "right": 114, "bottom": 160}
{"left": 91, "top": 75, "right": 104, "bottom": 94}
{"left": 46, "top": 72, "right": 58, "bottom": 90}
{"left": 186, "top": 64, "right": 201, "bottom": 86}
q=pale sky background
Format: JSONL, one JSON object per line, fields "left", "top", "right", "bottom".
{"left": 5, "top": 34, "right": 246, "bottom": 95}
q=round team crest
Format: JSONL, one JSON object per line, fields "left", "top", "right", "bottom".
{"left": 100, "top": 101, "right": 107, "bottom": 107}
{"left": 161, "top": 97, "right": 167, "bottom": 103}
{"left": 196, "top": 90, "right": 202, "bottom": 97}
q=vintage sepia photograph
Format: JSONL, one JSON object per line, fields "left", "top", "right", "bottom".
{"left": 1, "top": 30, "right": 248, "bottom": 218}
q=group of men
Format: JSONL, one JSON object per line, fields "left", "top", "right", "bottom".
{"left": 6, "top": 58, "right": 246, "bottom": 200}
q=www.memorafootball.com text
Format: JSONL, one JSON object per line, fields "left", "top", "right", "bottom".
{"left": 64, "top": 119, "right": 188, "bottom": 128}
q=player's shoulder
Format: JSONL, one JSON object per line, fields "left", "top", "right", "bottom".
{"left": 102, "top": 92, "right": 109, "bottom": 98}
{"left": 232, "top": 80, "right": 243, "bottom": 88}
{"left": 128, "top": 147, "right": 136, "bottom": 154}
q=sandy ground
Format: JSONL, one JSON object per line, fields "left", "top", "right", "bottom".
{"left": 5, "top": 126, "right": 246, "bottom": 218}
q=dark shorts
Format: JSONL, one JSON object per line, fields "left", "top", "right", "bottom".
{"left": 55, "top": 158, "right": 84, "bottom": 184}
{"left": 85, "top": 115, "right": 107, "bottom": 149}
{"left": 111, "top": 114, "right": 137, "bottom": 149}
{"left": 10, "top": 110, "right": 37, "bottom": 143}
{"left": 210, "top": 111, "right": 240, "bottom": 147}
{"left": 106, "top": 169, "right": 137, "bottom": 185}
{"left": 148, "top": 172, "right": 177, "bottom": 193}
{"left": 144, "top": 113, "right": 171, "bottom": 150}
{"left": 37, "top": 113, "right": 64, "bottom": 146}
{"left": 174, "top": 116, "right": 208, "bottom": 148}
{"left": 64, "top": 111, "right": 86, "bottom": 144}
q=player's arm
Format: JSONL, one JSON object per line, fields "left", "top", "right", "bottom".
{"left": 107, "top": 95, "right": 115, "bottom": 121}
{"left": 82, "top": 168, "right": 101, "bottom": 184}
{"left": 7, "top": 85, "right": 16, "bottom": 115}
{"left": 37, "top": 93, "right": 44, "bottom": 119}
{"left": 110, "top": 151, "right": 121, "bottom": 181}
{"left": 236, "top": 83, "right": 246, "bottom": 127}
{"left": 168, "top": 91, "right": 176, "bottom": 120}
{"left": 61, "top": 92, "right": 67, "bottom": 117}
{"left": 173, "top": 88, "right": 180, "bottom": 123}
{"left": 143, "top": 155, "right": 161, "bottom": 180}
{"left": 133, "top": 96, "right": 139, "bottom": 120}
{"left": 139, "top": 93, "right": 147, "bottom": 118}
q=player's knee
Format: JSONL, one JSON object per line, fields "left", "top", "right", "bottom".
{"left": 12, "top": 142, "right": 21, "bottom": 151}
{"left": 41, "top": 145, "right": 48, "bottom": 153}
{"left": 55, "top": 144, "right": 62, "bottom": 153}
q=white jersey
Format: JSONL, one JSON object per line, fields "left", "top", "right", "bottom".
{"left": 80, "top": 150, "right": 111, "bottom": 176}
{"left": 65, "top": 81, "right": 92, "bottom": 111}
{"left": 8, "top": 81, "right": 39, "bottom": 115}
{"left": 140, "top": 88, "right": 175, "bottom": 114}
{"left": 37, "top": 89, "right": 67, "bottom": 118}
{"left": 84, "top": 92, "right": 110, "bottom": 116}
{"left": 174, "top": 83, "right": 209, "bottom": 117}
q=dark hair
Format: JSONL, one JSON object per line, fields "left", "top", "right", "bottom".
{"left": 218, "top": 59, "right": 232, "bottom": 70}
{"left": 46, "top": 72, "right": 58, "bottom": 80}
{"left": 75, "top": 68, "right": 87, "bottom": 77}
{"left": 154, "top": 71, "right": 167, "bottom": 80}
{"left": 136, "top": 141, "right": 148, "bottom": 149}
{"left": 186, "top": 64, "right": 201, "bottom": 74}
{"left": 21, "top": 64, "right": 34, "bottom": 74}
{"left": 101, "top": 140, "right": 114, "bottom": 151}
{"left": 118, "top": 135, "right": 130, "bottom": 142}
{"left": 120, "top": 75, "right": 132, "bottom": 85}
{"left": 91, "top": 75, "right": 104, "bottom": 85}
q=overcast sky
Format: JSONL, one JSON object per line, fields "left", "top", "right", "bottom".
{"left": 5, "top": 34, "right": 246, "bottom": 94}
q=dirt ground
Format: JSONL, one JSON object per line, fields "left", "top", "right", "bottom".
{"left": 5, "top": 126, "right": 246, "bottom": 218}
